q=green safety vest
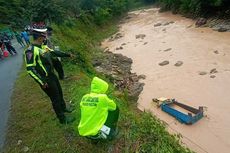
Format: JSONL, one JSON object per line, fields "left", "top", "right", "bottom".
{"left": 24, "top": 45, "right": 48, "bottom": 86}
{"left": 78, "top": 77, "right": 116, "bottom": 136}
{"left": 42, "top": 44, "right": 54, "bottom": 52}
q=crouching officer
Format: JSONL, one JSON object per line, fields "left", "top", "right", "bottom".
{"left": 24, "top": 28, "right": 75, "bottom": 124}
{"left": 77, "top": 77, "right": 119, "bottom": 140}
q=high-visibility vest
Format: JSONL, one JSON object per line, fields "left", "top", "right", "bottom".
{"left": 78, "top": 77, "right": 116, "bottom": 136}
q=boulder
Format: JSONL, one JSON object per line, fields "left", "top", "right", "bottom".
{"left": 174, "top": 61, "right": 183, "bottom": 67}
{"left": 159, "top": 60, "right": 169, "bottom": 66}
{"left": 195, "top": 18, "right": 207, "bottom": 27}
{"left": 136, "top": 34, "right": 146, "bottom": 39}
{"left": 154, "top": 23, "right": 162, "bottom": 27}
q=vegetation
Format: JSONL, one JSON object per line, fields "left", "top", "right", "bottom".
{"left": 158, "top": 0, "right": 230, "bottom": 18}
{"left": 0, "top": 0, "right": 155, "bottom": 28}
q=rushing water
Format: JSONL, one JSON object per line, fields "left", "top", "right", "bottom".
{"left": 102, "top": 8, "right": 230, "bottom": 153}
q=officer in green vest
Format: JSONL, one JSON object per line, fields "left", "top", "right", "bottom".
{"left": 77, "top": 77, "right": 119, "bottom": 140}
{"left": 24, "top": 28, "right": 75, "bottom": 124}
{"left": 42, "top": 27, "right": 67, "bottom": 80}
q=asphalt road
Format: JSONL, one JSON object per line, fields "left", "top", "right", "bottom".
{"left": 0, "top": 40, "right": 24, "bottom": 151}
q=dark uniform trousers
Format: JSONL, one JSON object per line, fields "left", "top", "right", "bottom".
{"left": 104, "top": 106, "right": 119, "bottom": 131}
{"left": 52, "top": 58, "right": 64, "bottom": 79}
{"left": 41, "top": 73, "right": 66, "bottom": 121}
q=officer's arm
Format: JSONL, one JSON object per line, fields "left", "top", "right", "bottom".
{"left": 105, "top": 96, "right": 116, "bottom": 111}
{"left": 50, "top": 50, "right": 71, "bottom": 57}
{"left": 42, "top": 44, "right": 71, "bottom": 57}
{"left": 25, "top": 48, "right": 46, "bottom": 86}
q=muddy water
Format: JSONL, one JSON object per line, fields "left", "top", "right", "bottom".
{"left": 102, "top": 8, "right": 230, "bottom": 153}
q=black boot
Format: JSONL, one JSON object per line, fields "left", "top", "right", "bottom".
{"left": 64, "top": 106, "right": 75, "bottom": 113}
{"left": 59, "top": 116, "right": 76, "bottom": 124}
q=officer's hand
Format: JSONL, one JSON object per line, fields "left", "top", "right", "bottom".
{"left": 70, "top": 53, "right": 76, "bottom": 58}
{"left": 42, "top": 83, "right": 48, "bottom": 89}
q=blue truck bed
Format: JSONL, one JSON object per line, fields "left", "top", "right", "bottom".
{"left": 160, "top": 99, "right": 203, "bottom": 124}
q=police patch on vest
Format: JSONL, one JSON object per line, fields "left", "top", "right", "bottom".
{"left": 82, "top": 97, "right": 99, "bottom": 106}
{"left": 82, "top": 97, "right": 99, "bottom": 103}
{"left": 26, "top": 52, "right": 33, "bottom": 61}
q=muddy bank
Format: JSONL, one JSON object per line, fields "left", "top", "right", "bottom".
{"left": 102, "top": 8, "right": 230, "bottom": 153}
{"left": 93, "top": 51, "right": 144, "bottom": 101}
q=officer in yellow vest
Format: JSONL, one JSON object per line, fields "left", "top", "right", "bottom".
{"left": 77, "top": 77, "right": 119, "bottom": 140}
{"left": 24, "top": 29, "right": 75, "bottom": 124}
{"left": 42, "top": 27, "right": 67, "bottom": 80}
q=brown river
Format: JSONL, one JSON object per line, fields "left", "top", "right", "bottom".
{"left": 102, "top": 8, "right": 230, "bottom": 153}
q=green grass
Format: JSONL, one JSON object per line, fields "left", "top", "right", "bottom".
{"left": 4, "top": 17, "right": 193, "bottom": 153}
{"left": 0, "top": 23, "right": 7, "bottom": 30}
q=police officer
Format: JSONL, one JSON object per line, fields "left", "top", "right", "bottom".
{"left": 78, "top": 77, "right": 119, "bottom": 140}
{"left": 24, "top": 29, "right": 75, "bottom": 124}
{"left": 42, "top": 42, "right": 66, "bottom": 80}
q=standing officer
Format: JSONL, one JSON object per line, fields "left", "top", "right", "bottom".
{"left": 42, "top": 43, "right": 66, "bottom": 80}
{"left": 43, "top": 27, "right": 66, "bottom": 80}
{"left": 24, "top": 29, "right": 75, "bottom": 124}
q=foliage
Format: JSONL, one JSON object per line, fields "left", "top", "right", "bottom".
{"left": 159, "top": 0, "right": 230, "bottom": 17}
{"left": 0, "top": 0, "right": 152, "bottom": 28}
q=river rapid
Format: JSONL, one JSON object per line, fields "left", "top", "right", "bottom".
{"left": 102, "top": 8, "right": 230, "bottom": 153}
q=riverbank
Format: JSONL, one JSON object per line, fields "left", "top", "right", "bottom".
{"left": 102, "top": 8, "right": 230, "bottom": 153}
